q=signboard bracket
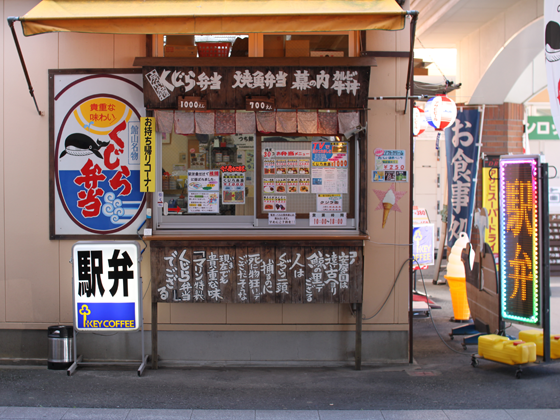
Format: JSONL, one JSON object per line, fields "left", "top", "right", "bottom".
{"left": 67, "top": 317, "right": 148, "bottom": 377}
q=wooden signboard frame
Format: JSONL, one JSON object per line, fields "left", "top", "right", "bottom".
{"left": 149, "top": 238, "right": 365, "bottom": 370}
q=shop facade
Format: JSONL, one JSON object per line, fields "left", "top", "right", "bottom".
{"left": 0, "top": 0, "right": 414, "bottom": 365}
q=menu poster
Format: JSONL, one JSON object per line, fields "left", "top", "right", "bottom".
{"left": 188, "top": 192, "right": 219, "bottom": 213}
{"left": 288, "top": 178, "right": 299, "bottom": 193}
{"left": 374, "top": 149, "right": 406, "bottom": 171}
{"left": 311, "top": 168, "right": 347, "bottom": 194}
{"left": 276, "top": 159, "right": 287, "bottom": 175}
{"left": 275, "top": 150, "right": 310, "bottom": 158}
{"left": 187, "top": 170, "right": 220, "bottom": 192}
{"left": 298, "top": 159, "right": 310, "bottom": 175}
{"left": 311, "top": 142, "right": 348, "bottom": 167}
{"left": 317, "top": 194, "right": 343, "bottom": 212}
{"left": 372, "top": 169, "right": 408, "bottom": 183}
{"left": 264, "top": 159, "right": 275, "bottom": 175}
{"left": 299, "top": 178, "right": 310, "bottom": 193}
{"left": 263, "top": 196, "right": 287, "bottom": 212}
{"left": 268, "top": 212, "right": 296, "bottom": 225}
{"left": 222, "top": 172, "right": 245, "bottom": 204}
{"left": 287, "top": 159, "right": 298, "bottom": 175}
{"left": 275, "top": 178, "right": 287, "bottom": 194}
{"left": 263, "top": 178, "right": 275, "bottom": 194}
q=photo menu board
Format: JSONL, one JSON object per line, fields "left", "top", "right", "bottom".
{"left": 259, "top": 138, "right": 351, "bottom": 220}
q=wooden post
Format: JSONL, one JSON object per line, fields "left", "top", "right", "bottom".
{"left": 355, "top": 303, "right": 362, "bottom": 370}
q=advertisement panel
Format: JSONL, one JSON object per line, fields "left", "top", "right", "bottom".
{"left": 482, "top": 156, "right": 500, "bottom": 265}
{"left": 499, "top": 156, "right": 541, "bottom": 325}
{"left": 72, "top": 242, "right": 142, "bottom": 332}
{"left": 445, "top": 109, "right": 481, "bottom": 249}
{"left": 413, "top": 224, "right": 435, "bottom": 266}
{"left": 51, "top": 70, "right": 146, "bottom": 237}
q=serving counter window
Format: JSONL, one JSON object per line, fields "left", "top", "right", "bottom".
{"left": 156, "top": 125, "right": 357, "bottom": 231}
{"left": 141, "top": 62, "right": 371, "bottom": 234}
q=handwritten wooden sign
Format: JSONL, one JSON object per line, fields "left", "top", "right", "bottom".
{"left": 246, "top": 96, "right": 275, "bottom": 111}
{"left": 143, "top": 66, "right": 370, "bottom": 110}
{"left": 151, "top": 242, "right": 363, "bottom": 304}
{"left": 178, "top": 96, "right": 207, "bottom": 110}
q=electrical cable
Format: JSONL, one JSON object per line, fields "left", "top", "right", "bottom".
{"left": 362, "top": 257, "right": 413, "bottom": 321}
{"left": 417, "top": 263, "right": 472, "bottom": 357}
{"left": 142, "top": 278, "right": 152, "bottom": 300}
{"left": 361, "top": 253, "right": 471, "bottom": 355}
{"left": 415, "top": 37, "right": 449, "bottom": 84}
{"left": 137, "top": 219, "right": 148, "bottom": 255}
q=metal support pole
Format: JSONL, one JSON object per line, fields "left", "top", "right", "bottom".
{"left": 7, "top": 17, "right": 43, "bottom": 116}
{"left": 354, "top": 303, "right": 362, "bottom": 370}
{"left": 404, "top": 11, "right": 419, "bottom": 115}
{"left": 541, "top": 163, "right": 551, "bottom": 362}
{"left": 151, "top": 301, "right": 158, "bottom": 369}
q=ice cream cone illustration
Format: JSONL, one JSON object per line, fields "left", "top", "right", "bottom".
{"left": 382, "top": 189, "right": 395, "bottom": 228}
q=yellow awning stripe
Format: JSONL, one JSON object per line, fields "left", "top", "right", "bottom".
{"left": 19, "top": 0, "right": 407, "bottom": 36}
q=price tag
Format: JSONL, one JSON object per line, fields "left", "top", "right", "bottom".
{"left": 246, "top": 96, "right": 275, "bottom": 111}
{"left": 178, "top": 96, "right": 207, "bottom": 110}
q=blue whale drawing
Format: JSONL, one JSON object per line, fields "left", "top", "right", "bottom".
{"left": 59, "top": 133, "right": 110, "bottom": 159}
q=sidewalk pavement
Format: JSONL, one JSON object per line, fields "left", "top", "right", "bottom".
{"left": 0, "top": 267, "right": 559, "bottom": 418}
{"left": 0, "top": 408, "right": 559, "bottom": 420}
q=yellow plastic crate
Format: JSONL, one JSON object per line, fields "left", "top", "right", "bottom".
{"left": 519, "top": 330, "right": 560, "bottom": 359}
{"left": 478, "top": 334, "right": 536, "bottom": 365}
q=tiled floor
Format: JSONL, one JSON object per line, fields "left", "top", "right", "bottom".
{"left": 0, "top": 408, "right": 559, "bottom": 420}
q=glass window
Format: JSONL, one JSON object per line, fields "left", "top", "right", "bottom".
{"left": 159, "top": 131, "right": 255, "bottom": 223}
{"left": 156, "top": 131, "right": 357, "bottom": 231}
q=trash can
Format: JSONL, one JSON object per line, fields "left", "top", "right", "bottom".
{"left": 47, "top": 326, "right": 74, "bottom": 370}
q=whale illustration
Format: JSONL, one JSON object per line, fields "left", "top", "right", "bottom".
{"left": 59, "top": 133, "right": 110, "bottom": 159}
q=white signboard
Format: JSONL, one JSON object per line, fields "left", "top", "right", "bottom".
{"left": 311, "top": 168, "right": 347, "bottom": 193}
{"left": 309, "top": 212, "right": 347, "bottom": 226}
{"left": 72, "top": 242, "right": 142, "bottom": 332}
{"left": 187, "top": 170, "right": 220, "bottom": 192}
{"left": 413, "top": 224, "right": 435, "bottom": 266}
{"left": 188, "top": 191, "right": 219, "bottom": 213}
{"left": 268, "top": 213, "right": 296, "bottom": 225}
{"left": 317, "top": 194, "right": 343, "bottom": 212}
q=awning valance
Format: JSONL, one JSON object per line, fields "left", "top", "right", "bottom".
{"left": 18, "top": 0, "right": 407, "bottom": 36}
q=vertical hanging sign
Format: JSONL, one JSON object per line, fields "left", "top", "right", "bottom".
{"left": 482, "top": 155, "right": 500, "bottom": 265}
{"left": 140, "top": 117, "right": 156, "bottom": 192}
{"left": 445, "top": 109, "right": 481, "bottom": 249}
{"left": 499, "top": 155, "right": 541, "bottom": 325}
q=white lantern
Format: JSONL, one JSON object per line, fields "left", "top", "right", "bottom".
{"left": 413, "top": 106, "right": 427, "bottom": 136}
{"left": 425, "top": 96, "right": 457, "bottom": 131}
